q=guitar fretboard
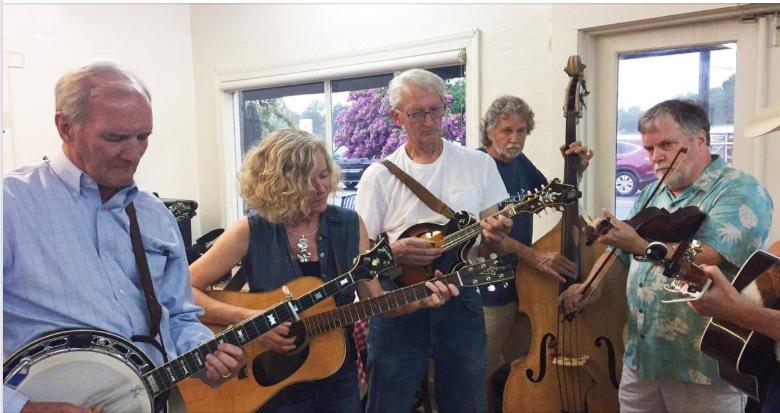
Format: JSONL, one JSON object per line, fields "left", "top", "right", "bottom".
{"left": 143, "top": 270, "right": 356, "bottom": 396}
{"left": 297, "top": 261, "right": 507, "bottom": 337}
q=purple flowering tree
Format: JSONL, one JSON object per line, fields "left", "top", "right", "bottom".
{"left": 334, "top": 86, "right": 465, "bottom": 159}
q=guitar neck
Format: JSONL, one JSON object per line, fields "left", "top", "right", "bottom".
{"left": 299, "top": 263, "right": 499, "bottom": 337}
{"left": 143, "top": 270, "right": 357, "bottom": 396}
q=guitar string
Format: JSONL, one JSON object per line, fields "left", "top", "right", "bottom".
{"left": 291, "top": 260, "right": 509, "bottom": 337}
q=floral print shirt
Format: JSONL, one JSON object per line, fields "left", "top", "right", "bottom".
{"left": 623, "top": 155, "right": 773, "bottom": 385}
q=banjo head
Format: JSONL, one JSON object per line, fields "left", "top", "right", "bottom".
{"left": 4, "top": 329, "right": 157, "bottom": 413}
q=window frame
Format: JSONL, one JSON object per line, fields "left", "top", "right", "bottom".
{"left": 216, "top": 30, "right": 481, "bottom": 223}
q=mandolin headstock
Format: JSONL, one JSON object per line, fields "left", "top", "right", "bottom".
{"left": 508, "top": 178, "right": 581, "bottom": 216}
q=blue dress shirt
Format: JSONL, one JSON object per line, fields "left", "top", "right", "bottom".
{"left": 3, "top": 150, "right": 213, "bottom": 412}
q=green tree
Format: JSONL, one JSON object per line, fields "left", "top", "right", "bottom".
{"left": 708, "top": 74, "right": 735, "bottom": 125}
{"left": 446, "top": 78, "right": 465, "bottom": 114}
{"left": 300, "top": 100, "right": 326, "bottom": 138}
{"left": 676, "top": 73, "right": 735, "bottom": 125}
{"left": 241, "top": 98, "right": 294, "bottom": 152}
{"left": 617, "top": 106, "right": 643, "bottom": 134}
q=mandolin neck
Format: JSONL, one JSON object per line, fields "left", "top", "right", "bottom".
{"left": 438, "top": 199, "right": 541, "bottom": 252}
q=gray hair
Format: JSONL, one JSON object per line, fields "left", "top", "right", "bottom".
{"left": 480, "top": 95, "right": 536, "bottom": 147}
{"left": 638, "top": 99, "right": 710, "bottom": 145}
{"left": 55, "top": 61, "right": 151, "bottom": 126}
{"left": 387, "top": 68, "right": 446, "bottom": 109}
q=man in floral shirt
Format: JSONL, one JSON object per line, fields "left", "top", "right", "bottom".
{"left": 563, "top": 99, "right": 773, "bottom": 412}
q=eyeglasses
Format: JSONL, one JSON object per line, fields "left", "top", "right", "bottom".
{"left": 403, "top": 106, "right": 446, "bottom": 122}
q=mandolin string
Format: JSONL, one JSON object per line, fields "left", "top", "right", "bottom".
{"left": 438, "top": 188, "right": 550, "bottom": 251}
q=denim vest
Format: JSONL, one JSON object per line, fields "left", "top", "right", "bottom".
{"left": 243, "top": 205, "right": 359, "bottom": 307}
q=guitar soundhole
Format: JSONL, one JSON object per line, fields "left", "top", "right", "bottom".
{"left": 252, "top": 344, "right": 310, "bottom": 386}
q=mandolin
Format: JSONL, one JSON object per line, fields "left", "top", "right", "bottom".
{"left": 395, "top": 179, "right": 579, "bottom": 287}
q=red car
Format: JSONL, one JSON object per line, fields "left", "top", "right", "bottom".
{"left": 615, "top": 141, "right": 656, "bottom": 196}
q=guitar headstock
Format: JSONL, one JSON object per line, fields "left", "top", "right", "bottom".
{"left": 458, "top": 253, "right": 518, "bottom": 287}
{"left": 510, "top": 178, "right": 581, "bottom": 216}
{"left": 350, "top": 236, "right": 397, "bottom": 282}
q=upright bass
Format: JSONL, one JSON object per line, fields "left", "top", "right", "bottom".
{"left": 503, "top": 56, "right": 628, "bottom": 413}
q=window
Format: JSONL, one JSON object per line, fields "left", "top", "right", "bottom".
{"left": 236, "top": 64, "right": 466, "bottom": 204}
{"left": 614, "top": 43, "right": 736, "bottom": 218}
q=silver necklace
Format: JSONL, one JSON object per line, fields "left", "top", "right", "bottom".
{"left": 286, "top": 224, "right": 318, "bottom": 262}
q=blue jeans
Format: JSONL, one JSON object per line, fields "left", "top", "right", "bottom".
{"left": 365, "top": 288, "right": 486, "bottom": 413}
{"left": 259, "top": 359, "right": 362, "bottom": 413}
{"left": 762, "top": 367, "right": 780, "bottom": 413}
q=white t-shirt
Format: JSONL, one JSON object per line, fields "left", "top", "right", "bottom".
{"left": 355, "top": 139, "right": 509, "bottom": 245}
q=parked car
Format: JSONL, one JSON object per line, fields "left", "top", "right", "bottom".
{"left": 615, "top": 141, "right": 656, "bottom": 196}
{"left": 334, "top": 149, "right": 373, "bottom": 189}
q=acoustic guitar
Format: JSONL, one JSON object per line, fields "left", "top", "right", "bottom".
{"left": 643, "top": 240, "right": 780, "bottom": 401}
{"left": 395, "top": 178, "right": 579, "bottom": 287}
{"left": 179, "top": 253, "right": 518, "bottom": 413}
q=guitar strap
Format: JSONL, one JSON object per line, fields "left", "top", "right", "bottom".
{"left": 125, "top": 203, "right": 169, "bottom": 364}
{"left": 126, "top": 203, "right": 172, "bottom": 412}
{"left": 380, "top": 159, "right": 455, "bottom": 219}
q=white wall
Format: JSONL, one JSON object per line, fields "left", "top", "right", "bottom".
{"left": 2, "top": 4, "right": 201, "bottom": 230}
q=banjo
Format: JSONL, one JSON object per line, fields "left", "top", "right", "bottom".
{"left": 3, "top": 238, "right": 395, "bottom": 413}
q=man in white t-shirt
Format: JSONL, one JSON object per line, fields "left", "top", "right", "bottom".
{"left": 355, "top": 68, "right": 512, "bottom": 412}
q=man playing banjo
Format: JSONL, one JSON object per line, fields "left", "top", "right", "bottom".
{"left": 3, "top": 61, "right": 246, "bottom": 413}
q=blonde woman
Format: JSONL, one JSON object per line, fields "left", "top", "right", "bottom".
{"left": 190, "top": 128, "right": 454, "bottom": 412}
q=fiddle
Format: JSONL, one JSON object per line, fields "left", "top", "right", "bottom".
{"left": 585, "top": 206, "right": 706, "bottom": 246}
{"left": 584, "top": 147, "right": 706, "bottom": 246}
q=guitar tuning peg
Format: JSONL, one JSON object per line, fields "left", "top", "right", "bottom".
{"left": 476, "top": 257, "right": 486, "bottom": 263}
{"left": 489, "top": 253, "right": 497, "bottom": 260}
{"left": 503, "top": 282, "right": 509, "bottom": 288}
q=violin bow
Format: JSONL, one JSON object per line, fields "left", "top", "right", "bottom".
{"left": 575, "top": 147, "right": 690, "bottom": 310}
